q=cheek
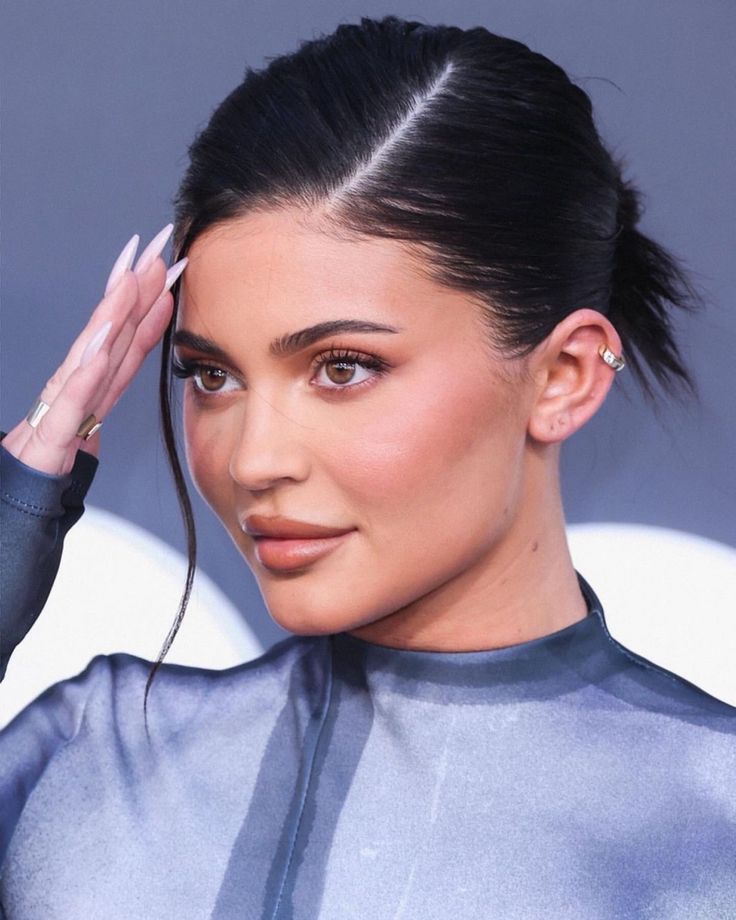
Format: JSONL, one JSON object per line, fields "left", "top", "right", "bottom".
{"left": 182, "top": 396, "right": 233, "bottom": 515}
{"left": 324, "top": 369, "right": 522, "bottom": 534}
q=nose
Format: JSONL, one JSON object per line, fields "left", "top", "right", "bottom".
{"left": 228, "top": 387, "right": 311, "bottom": 492}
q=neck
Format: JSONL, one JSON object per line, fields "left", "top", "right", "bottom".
{"left": 347, "top": 445, "right": 588, "bottom": 652}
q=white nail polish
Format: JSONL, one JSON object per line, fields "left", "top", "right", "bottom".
{"left": 105, "top": 234, "right": 140, "bottom": 295}
{"left": 163, "top": 257, "right": 188, "bottom": 293}
{"left": 134, "top": 223, "right": 174, "bottom": 276}
{"left": 79, "top": 320, "right": 113, "bottom": 368}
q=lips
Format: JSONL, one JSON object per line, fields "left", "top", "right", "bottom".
{"left": 242, "top": 514, "right": 354, "bottom": 540}
{"left": 252, "top": 533, "right": 354, "bottom": 572}
{"left": 241, "top": 514, "right": 356, "bottom": 572}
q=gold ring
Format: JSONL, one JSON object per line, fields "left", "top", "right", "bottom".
{"left": 76, "top": 414, "right": 103, "bottom": 440}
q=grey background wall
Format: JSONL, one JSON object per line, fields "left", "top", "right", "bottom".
{"left": 2, "top": 1, "right": 734, "bottom": 652}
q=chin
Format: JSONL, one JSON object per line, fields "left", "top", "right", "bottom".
{"left": 259, "top": 578, "right": 381, "bottom": 636}
{"left": 266, "top": 607, "right": 356, "bottom": 637}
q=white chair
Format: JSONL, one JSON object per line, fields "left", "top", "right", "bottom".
{"left": 567, "top": 522, "right": 736, "bottom": 706}
{"left": 0, "top": 505, "right": 263, "bottom": 728}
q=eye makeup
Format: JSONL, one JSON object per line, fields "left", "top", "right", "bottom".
{"left": 171, "top": 357, "right": 241, "bottom": 395}
{"left": 171, "top": 345, "right": 390, "bottom": 398}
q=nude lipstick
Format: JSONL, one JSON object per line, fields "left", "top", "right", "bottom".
{"left": 242, "top": 515, "right": 355, "bottom": 572}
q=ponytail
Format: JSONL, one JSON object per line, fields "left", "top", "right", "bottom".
{"left": 607, "top": 173, "right": 704, "bottom": 402}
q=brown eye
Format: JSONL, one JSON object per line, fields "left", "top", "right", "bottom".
{"left": 311, "top": 348, "right": 388, "bottom": 392}
{"left": 171, "top": 358, "right": 241, "bottom": 397}
{"left": 324, "top": 361, "right": 358, "bottom": 385}
{"left": 197, "top": 366, "right": 228, "bottom": 392}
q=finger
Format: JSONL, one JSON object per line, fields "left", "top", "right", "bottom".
{"left": 84, "top": 254, "right": 173, "bottom": 390}
{"left": 6, "top": 238, "right": 175, "bottom": 475}
{"left": 92, "top": 262, "right": 168, "bottom": 401}
{"left": 77, "top": 427, "right": 102, "bottom": 460}
{"left": 18, "top": 348, "right": 111, "bottom": 475}
{"left": 95, "top": 290, "right": 175, "bottom": 418}
{"left": 43, "top": 272, "right": 141, "bottom": 403}
{"left": 20, "top": 263, "right": 174, "bottom": 474}
{"left": 133, "top": 223, "right": 174, "bottom": 280}
{"left": 0, "top": 419, "right": 34, "bottom": 461}
{"left": 9, "top": 273, "right": 142, "bottom": 474}
{"left": 90, "top": 256, "right": 184, "bottom": 413}
{"left": 44, "top": 256, "right": 167, "bottom": 402}
{"left": 12, "top": 252, "right": 180, "bottom": 473}
{"left": 129, "top": 256, "right": 168, "bottom": 323}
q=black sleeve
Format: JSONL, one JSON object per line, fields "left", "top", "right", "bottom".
{"left": 0, "top": 433, "right": 99, "bottom": 681}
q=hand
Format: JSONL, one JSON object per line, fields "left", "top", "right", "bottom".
{"left": 1, "top": 225, "right": 187, "bottom": 476}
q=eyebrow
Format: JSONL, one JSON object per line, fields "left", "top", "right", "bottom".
{"left": 172, "top": 319, "right": 402, "bottom": 362}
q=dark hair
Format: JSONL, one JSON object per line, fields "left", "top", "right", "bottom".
{"left": 143, "top": 14, "right": 704, "bottom": 720}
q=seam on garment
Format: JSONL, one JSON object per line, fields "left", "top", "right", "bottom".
{"left": 269, "top": 641, "right": 336, "bottom": 920}
{"left": 578, "top": 572, "right": 691, "bottom": 694}
{"left": 0, "top": 492, "right": 55, "bottom": 517}
{"left": 595, "top": 607, "right": 705, "bottom": 694}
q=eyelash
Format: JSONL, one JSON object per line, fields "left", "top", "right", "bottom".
{"left": 171, "top": 346, "right": 389, "bottom": 400}
{"left": 311, "top": 347, "right": 389, "bottom": 393}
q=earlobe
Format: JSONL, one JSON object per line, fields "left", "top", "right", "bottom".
{"left": 526, "top": 309, "right": 623, "bottom": 444}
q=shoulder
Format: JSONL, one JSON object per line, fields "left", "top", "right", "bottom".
{"left": 600, "top": 627, "right": 736, "bottom": 732}
{"left": 0, "top": 635, "right": 329, "bottom": 880}
{"left": 2, "top": 634, "right": 327, "bottom": 753}
{"left": 98, "top": 631, "right": 325, "bottom": 706}
{"left": 127, "top": 632, "right": 329, "bottom": 718}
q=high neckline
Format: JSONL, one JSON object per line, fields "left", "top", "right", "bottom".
{"left": 329, "top": 572, "right": 619, "bottom": 700}
{"left": 334, "top": 570, "right": 605, "bottom": 661}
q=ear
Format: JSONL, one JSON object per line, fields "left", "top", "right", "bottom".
{"left": 527, "top": 309, "right": 624, "bottom": 444}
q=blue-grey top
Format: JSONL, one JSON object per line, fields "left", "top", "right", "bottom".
{"left": 1, "top": 439, "right": 734, "bottom": 919}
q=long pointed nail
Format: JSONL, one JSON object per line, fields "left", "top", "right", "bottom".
{"left": 163, "top": 257, "right": 188, "bottom": 293}
{"left": 79, "top": 320, "right": 113, "bottom": 368}
{"left": 105, "top": 234, "right": 140, "bottom": 295}
{"left": 134, "top": 223, "right": 174, "bottom": 276}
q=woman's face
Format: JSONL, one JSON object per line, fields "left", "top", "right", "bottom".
{"left": 175, "top": 208, "right": 538, "bottom": 639}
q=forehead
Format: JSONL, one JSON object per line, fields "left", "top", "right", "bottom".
{"left": 184, "top": 208, "right": 420, "bottom": 287}
{"left": 174, "top": 210, "right": 529, "bottom": 404}
{"left": 176, "top": 208, "right": 489, "bottom": 346}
